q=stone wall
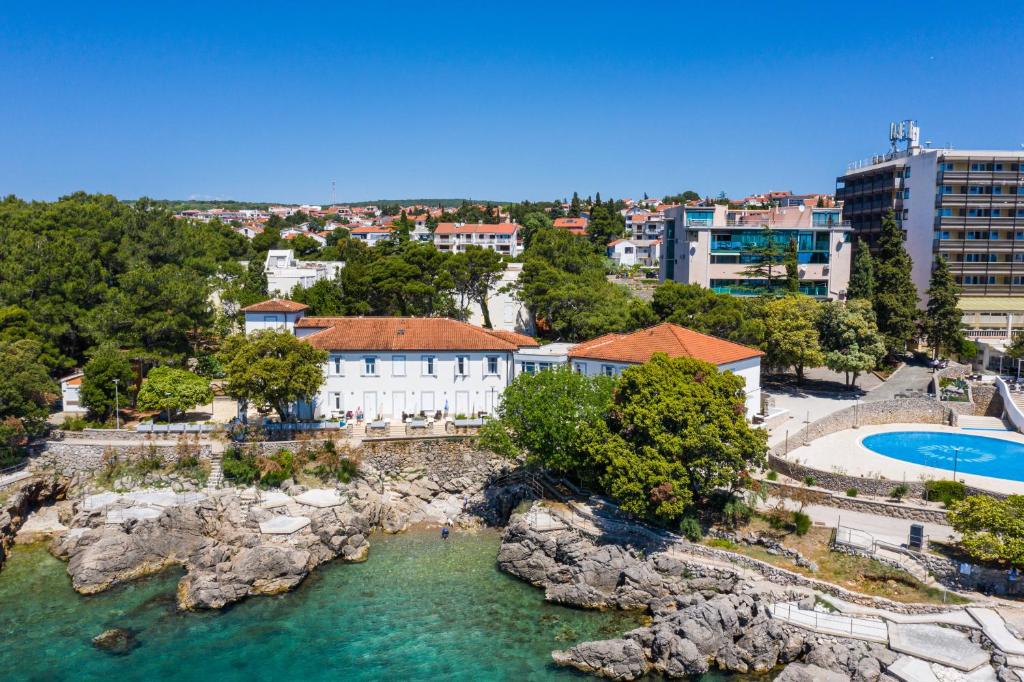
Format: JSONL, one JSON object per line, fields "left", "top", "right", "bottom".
{"left": 762, "top": 481, "right": 949, "bottom": 524}
{"left": 37, "top": 440, "right": 212, "bottom": 477}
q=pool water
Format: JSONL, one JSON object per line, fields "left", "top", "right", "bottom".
{"left": 861, "top": 431, "right": 1024, "bottom": 481}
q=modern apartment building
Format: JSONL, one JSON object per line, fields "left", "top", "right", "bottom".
{"left": 837, "top": 121, "right": 1024, "bottom": 342}
{"left": 659, "top": 204, "right": 852, "bottom": 299}
{"left": 433, "top": 223, "right": 521, "bottom": 257}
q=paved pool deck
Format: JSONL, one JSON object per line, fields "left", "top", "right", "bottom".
{"left": 782, "top": 423, "right": 1024, "bottom": 495}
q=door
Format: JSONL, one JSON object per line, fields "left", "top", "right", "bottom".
{"left": 455, "top": 391, "right": 470, "bottom": 417}
{"left": 362, "top": 392, "right": 378, "bottom": 420}
{"left": 421, "top": 391, "right": 435, "bottom": 414}
{"left": 392, "top": 391, "right": 406, "bottom": 419}
{"left": 484, "top": 388, "right": 499, "bottom": 415}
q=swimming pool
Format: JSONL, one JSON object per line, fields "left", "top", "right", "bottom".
{"left": 861, "top": 431, "right": 1024, "bottom": 482}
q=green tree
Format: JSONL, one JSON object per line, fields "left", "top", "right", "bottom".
{"left": 784, "top": 238, "right": 800, "bottom": 293}
{"left": 662, "top": 190, "right": 701, "bottom": 204}
{"left": 948, "top": 495, "right": 1024, "bottom": 567}
{"left": 741, "top": 226, "right": 786, "bottom": 292}
{"left": 218, "top": 331, "right": 327, "bottom": 421}
{"left": 650, "top": 282, "right": 763, "bottom": 346}
{"left": 873, "top": 211, "right": 919, "bottom": 355}
{"left": 586, "top": 355, "right": 767, "bottom": 523}
{"left": 0, "top": 339, "right": 58, "bottom": 442}
{"left": 80, "top": 344, "right": 134, "bottom": 422}
{"left": 847, "top": 239, "right": 875, "bottom": 301}
{"left": 817, "top": 299, "right": 886, "bottom": 386}
{"left": 290, "top": 277, "right": 346, "bottom": 316}
{"left": 569, "top": 192, "right": 582, "bottom": 218}
{"left": 519, "top": 211, "right": 553, "bottom": 249}
{"left": 451, "top": 245, "right": 506, "bottom": 328}
{"left": 761, "top": 295, "right": 824, "bottom": 383}
{"left": 489, "top": 366, "right": 615, "bottom": 478}
{"left": 136, "top": 366, "right": 213, "bottom": 421}
{"left": 587, "top": 202, "right": 625, "bottom": 246}
{"left": 923, "top": 255, "right": 964, "bottom": 359}
{"left": 290, "top": 234, "right": 322, "bottom": 259}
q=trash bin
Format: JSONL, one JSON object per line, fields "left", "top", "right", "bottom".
{"left": 908, "top": 523, "right": 925, "bottom": 550}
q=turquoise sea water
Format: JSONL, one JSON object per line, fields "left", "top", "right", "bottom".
{"left": 0, "top": 529, "right": 666, "bottom": 682}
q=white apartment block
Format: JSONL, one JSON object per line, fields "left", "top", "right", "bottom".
{"left": 262, "top": 249, "right": 344, "bottom": 296}
{"left": 433, "top": 222, "right": 521, "bottom": 257}
{"left": 349, "top": 226, "right": 393, "bottom": 246}
{"left": 608, "top": 239, "right": 661, "bottom": 268}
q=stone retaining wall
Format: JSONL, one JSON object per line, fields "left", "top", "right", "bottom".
{"left": 38, "top": 441, "right": 212, "bottom": 476}
{"left": 762, "top": 481, "right": 949, "bottom": 524}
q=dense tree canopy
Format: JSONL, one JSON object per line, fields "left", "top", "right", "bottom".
{"left": 218, "top": 331, "right": 327, "bottom": 421}
{"left": 760, "top": 295, "right": 824, "bottom": 383}
{"left": 136, "top": 366, "right": 213, "bottom": 421}
{"left": 80, "top": 344, "right": 135, "bottom": 422}
{"left": 949, "top": 495, "right": 1024, "bottom": 567}
{"left": 0, "top": 339, "right": 58, "bottom": 443}
{"left": 924, "top": 255, "right": 964, "bottom": 359}
{"left": 847, "top": 239, "right": 875, "bottom": 301}
{"left": 650, "top": 282, "right": 762, "bottom": 346}
{"left": 817, "top": 299, "right": 886, "bottom": 386}
{"left": 873, "top": 211, "right": 919, "bottom": 355}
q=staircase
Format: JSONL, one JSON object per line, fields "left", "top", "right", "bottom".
{"left": 207, "top": 453, "right": 224, "bottom": 489}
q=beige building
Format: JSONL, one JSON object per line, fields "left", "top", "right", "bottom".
{"left": 660, "top": 204, "right": 852, "bottom": 299}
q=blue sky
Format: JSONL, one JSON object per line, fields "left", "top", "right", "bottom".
{"left": 2, "top": 1, "right": 1023, "bottom": 204}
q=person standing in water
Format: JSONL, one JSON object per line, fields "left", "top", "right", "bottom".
{"left": 440, "top": 526, "right": 450, "bottom": 541}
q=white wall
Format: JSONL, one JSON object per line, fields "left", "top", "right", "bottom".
{"left": 244, "top": 311, "right": 306, "bottom": 335}
{"left": 465, "top": 263, "right": 534, "bottom": 334}
{"left": 310, "top": 351, "right": 515, "bottom": 420}
{"left": 905, "top": 151, "right": 940, "bottom": 302}
{"left": 61, "top": 383, "right": 87, "bottom": 414}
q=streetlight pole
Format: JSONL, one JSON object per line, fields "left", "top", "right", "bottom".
{"left": 113, "top": 378, "right": 120, "bottom": 430}
{"left": 953, "top": 447, "right": 960, "bottom": 480}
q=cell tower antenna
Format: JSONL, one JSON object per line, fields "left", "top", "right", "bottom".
{"left": 331, "top": 179, "right": 336, "bottom": 205}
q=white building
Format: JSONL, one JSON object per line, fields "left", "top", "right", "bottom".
{"left": 350, "top": 226, "right": 393, "bottom": 246}
{"left": 567, "top": 322, "right": 763, "bottom": 418}
{"left": 433, "top": 222, "right": 521, "bottom": 257}
{"left": 608, "top": 239, "right": 661, "bottom": 268}
{"left": 262, "top": 249, "right": 344, "bottom": 296}
{"left": 60, "top": 371, "right": 87, "bottom": 414}
{"left": 465, "top": 262, "right": 535, "bottom": 335}
{"left": 514, "top": 343, "right": 574, "bottom": 377}
{"left": 241, "top": 298, "right": 311, "bottom": 333}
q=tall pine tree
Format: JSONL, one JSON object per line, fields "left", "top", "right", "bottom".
{"left": 873, "top": 211, "right": 919, "bottom": 355}
{"left": 924, "top": 255, "right": 964, "bottom": 359}
{"left": 741, "top": 226, "right": 785, "bottom": 293}
{"left": 847, "top": 239, "right": 875, "bottom": 301}
{"left": 785, "top": 238, "right": 800, "bottom": 293}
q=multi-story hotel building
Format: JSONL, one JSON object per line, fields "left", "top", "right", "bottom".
{"left": 659, "top": 204, "right": 852, "bottom": 299}
{"left": 837, "top": 121, "right": 1024, "bottom": 348}
{"left": 432, "top": 222, "right": 521, "bottom": 257}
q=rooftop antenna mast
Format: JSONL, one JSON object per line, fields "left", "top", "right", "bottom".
{"left": 331, "top": 179, "right": 336, "bottom": 206}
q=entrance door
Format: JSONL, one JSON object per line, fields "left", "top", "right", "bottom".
{"left": 421, "top": 391, "right": 435, "bottom": 415}
{"left": 392, "top": 391, "right": 406, "bottom": 419}
{"left": 455, "top": 391, "right": 470, "bottom": 417}
{"left": 362, "top": 392, "right": 378, "bottom": 420}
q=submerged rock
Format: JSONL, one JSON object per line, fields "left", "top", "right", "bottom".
{"left": 92, "top": 628, "right": 138, "bottom": 655}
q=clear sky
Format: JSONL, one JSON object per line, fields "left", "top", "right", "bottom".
{"left": 2, "top": 1, "right": 1023, "bottom": 204}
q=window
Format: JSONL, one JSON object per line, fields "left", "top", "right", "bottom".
{"left": 903, "top": 189, "right": 910, "bottom": 199}
{"left": 456, "top": 355, "right": 469, "bottom": 376}
{"left": 1015, "top": 276, "right": 1024, "bottom": 286}
{"left": 969, "top": 186, "right": 985, "bottom": 195}
{"left": 904, "top": 167, "right": 911, "bottom": 178}
{"left": 940, "top": 162, "right": 955, "bottom": 171}
{"left": 392, "top": 355, "right": 406, "bottom": 376}
{"left": 485, "top": 356, "right": 499, "bottom": 375}
{"left": 332, "top": 355, "right": 344, "bottom": 376}
{"left": 939, "top": 185, "right": 953, "bottom": 195}
{"left": 601, "top": 364, "right": 616, "bottom": 377}
{"left": 964, "top": 253, "right": 997, "bottom": 263}
{"left": 937, "top": 231, "right": 951, "bottom": 240}
{"left": 573, "top": 362, "right": 586, "bottom": 374}
{"left": 1018, "top": 210, "right": 1024, "bottom": 218}
{"left": 937, "top": 208, "right": 953, "bottom": 217}
{"left": 962, "top": 276, "right": 996, "bottom": 285}
{"left": 422, "top": 355, "right": 436, "bottom": 376}
{"left": 992, "top": 186, "right": 1003, "bottom": 195}
{"left": 522, "top": 361, "right": 536, "bottom": 375}
{"left": 1013, "top": 253, "right": 1024, "bottom": 263}
{"left": 363, "top": 356, "right": 377, "bottom": 376}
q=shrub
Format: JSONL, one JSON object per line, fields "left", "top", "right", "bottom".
{"left": 846, "top": 488, "right": 858, "bottom": 497}
{"left": 792, "top": 511, "right": 812, "bottom": 536}
{"left": 924, "top": 480, "right": 966, "bottom": 508}
{"left": 134, "top": 449, "right": 163, "bottom": 475}
{"left": 766, "top": 470, "right": 778, "bottom": 481}
{"left": 890, "top": 484, "right": 909, "bottom": 501}
{"left": 721, "top": 496, "right": 753, "bottom": 529}
{"left": 477, "top": 419, "right": 520, "bottom": 458}
{"left": 679, "top": 515, "right": 703, "bottom": 542}
{"left": 706, "top": 538, "right": 736, "bottom": 550}
{"left": 60, "top": 416, "right": 89, "bottom": 431}
{"left": 803, "top": 476, "right": 816, "bottom": 487}
{"left": 223, "top": 447, "right": 260, "bottom": 485}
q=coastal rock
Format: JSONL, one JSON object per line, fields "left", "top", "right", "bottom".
{"left": 775, "top": 663, "right": 851, "bottom": 682}
{"left": 92, "top": 628, "right": 138, "bottom": 655}
{"left": 552, "top": 639, "right": 650, "bottom": 680}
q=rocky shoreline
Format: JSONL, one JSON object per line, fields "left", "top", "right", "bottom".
{"left": 497, "top": 505, "right": 1012, "bottom": 681}
{"left": 39, "top": 449, "right": 532, "bottom": 610}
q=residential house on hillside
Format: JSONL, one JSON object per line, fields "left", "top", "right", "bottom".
{"left": 568, "top": 322, "right": 763, "bottom": 417}
{"left": 350, "top": 226, "right": 393, "bottom": 246}
{"left": 553, "top": 217, "right": 588, "bottom": 235}
{"left": 241, "top": 298, "right": 310, "bottom": 334}
{"left": 433, "top": 223, "right": 521, "bottom": 257}
{"left": 60, "top": 371, "right": 87, "bottom": 414}
{"left": 608, "top": 239, "right": 661, "bottom": 268}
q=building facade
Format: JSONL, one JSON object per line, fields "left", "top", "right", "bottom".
{"left": 433, "top": 223, "right": 521, "bottom": 257}
{"left": 608, "top": 239, "right": 661, "bottom": 268}
{"left": 837, "top": 122, "right": 1024, "bottom": 339}
{"left": 261, "top": 249, "right": 344, "bottom": 296}
{"left": 660, "top": 204, "right": 852, "bottom": 299}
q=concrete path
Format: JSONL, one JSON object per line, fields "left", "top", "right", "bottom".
{"left": 295, "top": 489, "right": 345, "bottom": 508}
{"left": 887, "top": 622, "right": 990, "bottom": 671}
{"left": 864, "top": 362, "right": 934, "bottom": 402}
{"left": 887, "top": 655, "right": 939, "bottom": 682}
{"left": 769, "top": 498, "right": 956, "bottom": 546}
{"left": 768, "top": 601, "right": 888, "bottom": 643}
{"left": 968, "top": 608, "right": 1024, "bottom": 656}
{"left": 105, "top": 507, "right": 162, "bottom": 524}
{"left": 826, "top": 596, "right": 978, "bottom": 628}
{"left": 959, "top": 415, "right": 1010, "bottom": 430}
{"left": 259, "top": 516, "right": 310, "bottom": 535}
{"left": 0, "top": 470, "right": 32, "bottom": 489}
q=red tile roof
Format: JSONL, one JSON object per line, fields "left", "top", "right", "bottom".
{"left": 297, "top": 317, "right": 539, "bottom": 351}
{"left": 350, "top": 226, "right": 392, "bottom": 234}
{"left": 434, "top": 222, "right": 518, "bottom": 235}
{"left": 568, "top": 323, "right": 762, "bottom": 366}
{"left": 553, "top": 217, "right": 588, "bottom": 228}
{"left": 242, "top": 298, "right": 310, "bottom": 313}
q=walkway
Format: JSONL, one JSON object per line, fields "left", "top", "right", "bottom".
{"left": 769, "top": 498, "right": 956, "bottom": 547}
{"left": 863, "top": 361, "right": 934, "bottom": 403}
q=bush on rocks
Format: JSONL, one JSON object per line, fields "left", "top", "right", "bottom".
{"left": 924, "top": 479, "right": 965, "bottom": 508}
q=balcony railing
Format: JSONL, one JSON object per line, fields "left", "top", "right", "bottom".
{"left": 711, "top": 283, "right": 829, "bottom": 297}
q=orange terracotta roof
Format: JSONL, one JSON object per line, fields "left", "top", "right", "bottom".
{"left": 553, "top": 218, "right": 588, "bottom": 228}
{"left": 568, "top": 323, "right": 762, "bottom": 366}
{"left": 298, "top": 317, "right": 539, "bottom": 351}
{"left": 350, "top": 226, "right": 393, "bottom": 234}
{"left": 242, "top": 298, "right": 310, "bottom": 313}
{"left": 434, "top": 222, "right": 518, "bottom": 235}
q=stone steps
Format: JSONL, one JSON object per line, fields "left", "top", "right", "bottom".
{"left": 207, "top": 455, "right": 224, "bottom": 489}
